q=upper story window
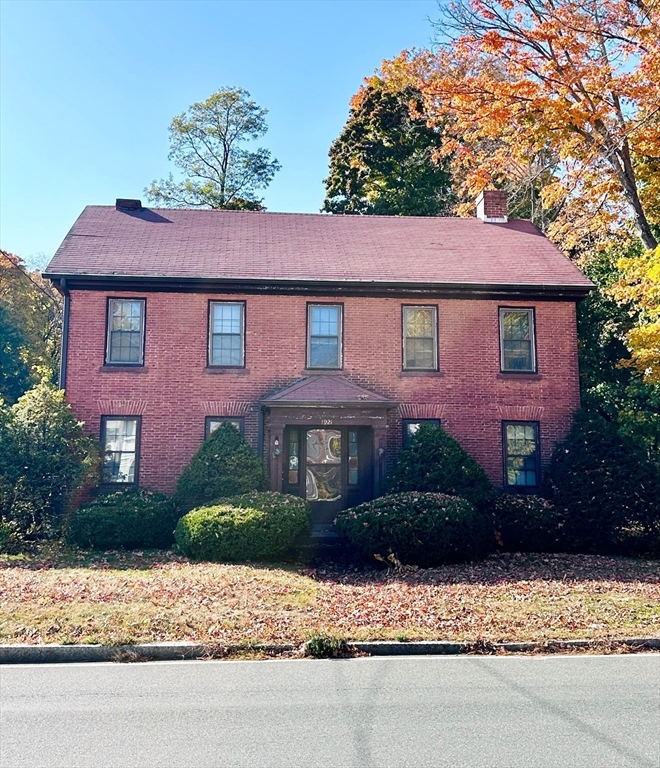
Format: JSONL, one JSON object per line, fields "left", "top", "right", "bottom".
{"left": 499, "top": 308, "right": 536, "bottom": 372}
{"left": 503, "top": 421, "right": 540, "bottom": 489}
{"left": 403, "top": 306, "right": 438, "bottom": 370}
{"left": 209, "top": 301, "right": 245, "bottom": 367}
{"left": 101, "top": 416, "right": 140, "bottom": 484}
{"left": 307, "top": 304, "right": 342, "bottom": 369}
{"left": 106, "top": 299, "right": 145, "bottom": 365}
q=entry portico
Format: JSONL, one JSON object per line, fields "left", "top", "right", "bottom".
{"left": 262, "top": 376, "right": 397, "bottom": 529}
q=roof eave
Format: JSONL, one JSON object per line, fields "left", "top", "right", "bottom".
{"left": 43, "top": 273, "right": 594, "bottom": 301}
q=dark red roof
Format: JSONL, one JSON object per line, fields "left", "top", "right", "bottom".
{"left": 262, "top": 376, "right": 396, "bottom": 406}
{"left": 45, "top": 206, "right": 592, "bottom": 290}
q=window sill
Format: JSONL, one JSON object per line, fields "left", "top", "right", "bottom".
{"left": 497, "top": 372, "right": 541, "bottom": 380}
{"left": 204, "top": 367, "right": 250, "bottom": 375}
{"left": 398, "top": 370, "right": 443, "bottom": 378}
{"left": 99, "top": 365, "right": 148, "bottom": 373}
{"left": 301, "top": 369, "right": 344, "bottom": 375}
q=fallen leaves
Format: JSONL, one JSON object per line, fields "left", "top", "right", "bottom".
{"left": 0, "top": 550, "right": 657, "bottom": 647}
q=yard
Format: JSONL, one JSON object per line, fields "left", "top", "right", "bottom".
{"left": 0, "top": 548, "right": 658, "bottom": 649}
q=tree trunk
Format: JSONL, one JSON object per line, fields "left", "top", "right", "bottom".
{"left": 611, "top": 140, "right": 658, "bottom": 250}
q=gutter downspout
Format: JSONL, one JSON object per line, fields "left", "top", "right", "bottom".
{"left": 58, "top": 278, "right": 70, "bottom": 390}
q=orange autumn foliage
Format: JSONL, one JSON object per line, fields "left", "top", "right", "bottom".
{"left": 380, "top": 0, "right": 660, "bottom": 253}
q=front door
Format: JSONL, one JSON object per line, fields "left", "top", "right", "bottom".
{"left": 283, "top": 426, "right": 374, "bottom": 525}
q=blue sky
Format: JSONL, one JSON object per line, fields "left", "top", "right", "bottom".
{"left": 1, "top": 0, "right": 439, "bottom": 268}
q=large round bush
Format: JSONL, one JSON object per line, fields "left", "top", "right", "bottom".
{"left": 545, "top": 409, "right": 660, "bottom": 554}
{"left": 66, "top": 488, "right": 179, "bottom": 550}
{"left": 174, "top": 422, "right": 267, "bottom": 513}
{"left": 175, "top": 491, "right": 310, "bottom": 562}
{"left": 492, "top": 494, "right": 563, "bottom": 553}
{"left": 335, "top": 492, "right": 492, "bottom": 566}
{"left": 384, "top": 424, "right": 493, "bottom": 508}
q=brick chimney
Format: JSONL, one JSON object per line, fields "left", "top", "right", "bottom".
{"left": 116, "top": 198, "right": 142, "bottom": 211}
{"left": 476, "top": 190, "right": 508, "bottom": 223}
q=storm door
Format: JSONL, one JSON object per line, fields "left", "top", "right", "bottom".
{"left": 283, "top": 426, "right": 374, "bottom": 525}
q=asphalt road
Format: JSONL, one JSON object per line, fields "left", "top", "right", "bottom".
{"left": 1, "top": 655, "right": 658, "bottom": 768}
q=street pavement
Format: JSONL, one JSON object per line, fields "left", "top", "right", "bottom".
{"left": 1, "top": 654, "right": 658, "bottom": 767}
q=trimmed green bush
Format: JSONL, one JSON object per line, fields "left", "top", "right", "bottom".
{"left": 174, "top": 422, "right": 267, "bottom": 513}
{"left": 175, "top": 491, "right": 310, "bottom": 562}
{"left": 335, "top": 492, "right": 492, "bottom": 566}
{"left": 384, "top": 424, "right": 493, "bottom": 507}
{"left": 65, "top": 488, "right": 179, "bottom": 550}
{"left": 492, "top": 494, "right": 563, "bottom": 553}
{"left": 545, "top": 409, "right": 660, "bottom": 555}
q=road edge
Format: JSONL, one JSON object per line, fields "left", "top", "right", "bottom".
{"left": 1, "top": 637, "right": 659, "bottom": 664}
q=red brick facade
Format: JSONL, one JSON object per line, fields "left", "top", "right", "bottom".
{"left": 64, "top": 289, "right": 581, "bottom": 495}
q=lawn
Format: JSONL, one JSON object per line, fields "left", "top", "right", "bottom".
{"left": 0, "top": 548, "right": 658, "bottom": 648}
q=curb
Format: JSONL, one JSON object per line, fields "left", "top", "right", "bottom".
{"left": 1, "top": 637, "right": 659, "bottom": 664}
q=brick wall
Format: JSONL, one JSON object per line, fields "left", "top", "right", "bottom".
{"left": 65, "top": 290, "right": 580, "bottom": 494}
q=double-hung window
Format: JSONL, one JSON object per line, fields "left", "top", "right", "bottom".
{"left": 307, "top": 304, "right": 342, "bottom": 369}
{"left": 503, "top": 421, "right": 540, "bottom": 489}
{"left": 106, "top": 299, "right": 145, "bottom": 365}
{"left": 209, "top": 301, "right": 245, "bottom": 367}
{"left": 101, "top": 416, "right": 140, "bottom": 484}
{"left": 499, "top": 308, "right": 536, "bottom": 372}
{"left": 403, "top": 306, "right": 438, "bottom": 370}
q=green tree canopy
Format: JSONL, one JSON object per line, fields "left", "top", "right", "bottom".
{"left": 0, "top": 381, "right": 98, "bottom": 536}
{"left": 0, "top": 250, "right": 62, "bottom": 403}
{"left": 322, "top": 79, "right": 454, "bottom": 216}
{"left": 146, "top": 87, "right": 281, "bottom": 210}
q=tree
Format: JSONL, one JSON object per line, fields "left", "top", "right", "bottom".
{"left": 322, "top": 79, "right": 454, "bottom": 216}
{"left": 174, "top": 421, "right": 267, "bottom": 512}
{"left": 0, "top": 381, "right": 98, "bottom": 537}
{"left": 146, "top": 88, "right": 281, "bottom": 210}
{"left": 384, "top": 423, "right": 493, "bottom": 507}
{"left": 576, "top": 237, "right": 660, "bottom": 461}
{"left": 545, "top": 409, "right": 660, "bottom": 554}
{"left": 608, "top": 245, "right": 660, "bottom": 383}
{"left": 0, "top": 250, "right": 62, "bottom": 403}
{"left": 381, "top": 0, "right": 660, "bottom": 250}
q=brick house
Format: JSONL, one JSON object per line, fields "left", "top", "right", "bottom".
{"left": 45, "top": 191, "right": 592, "bottom": 530}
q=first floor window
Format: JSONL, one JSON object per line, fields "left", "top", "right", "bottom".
{"left": 499, "top": 308, "right": 536, "bottom": 372}
{"left": 307, "top": 304, "right": 342, "bottom": 368}
{"left": 403, "top": 306, "right": 438, "bottom": 370}
{"left": 101, "top": 417, "right": 139, "bottom": 484}
{"left": 209, "top": 301, "right": 245, "bottom": 367}
{"left": 403, "top": 419, "right": 441, "bottom": 444}
{"left": 503, "top": 421, "right": 540, "bottom": 488}
{"left": 205, "top": 417, "right": 244, "bottom": 438}
{"left": 106, "top": 299, "right": 145, "bottom": 365}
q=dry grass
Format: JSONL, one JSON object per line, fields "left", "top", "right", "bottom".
{"left": 0, "top": 547, "right": 658, "bottom": 647}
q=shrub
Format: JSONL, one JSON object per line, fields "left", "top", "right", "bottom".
{"left": 384, "top": 424, "right": 493, "bottom": 507}
{"left": 65, "top": 488, "right": 179, "bottom": 550}
{"left": 335, "top": 492, "right": 492, "bottom": 567}
{"left": 492, "top": 494, "right": 563, "bottom": 553}
{"left": 175, "top": 491, "right": 310, "bottom": 562}
{"left": 545, "top": 409, "right": 660, "bottom": 554}
{"left": 174, "top": 422, "right": 267, "bottom": 512}
{"left": 0, "top": 382, "right": 98, "bottom": 537}
{"left": 0, "top": 517, "right": 25, "bottom": 554}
